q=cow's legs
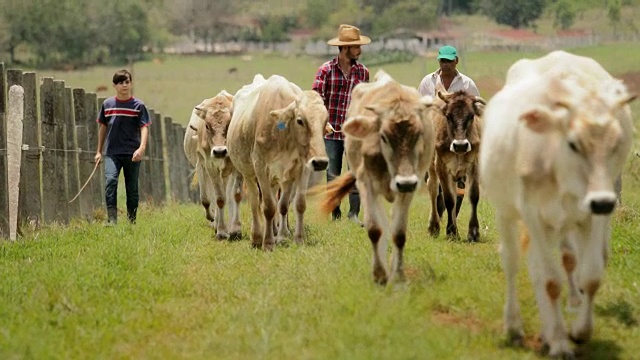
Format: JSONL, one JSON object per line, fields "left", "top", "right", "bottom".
{"left": 292, "top": 177, "right": 308, "bottom": 245}
{"left": 245, "top": 179, "right": 263, "bottom": 248}
{"left": 197, "top": 164, "right": 215, "bottom": 226}
{"left": 562, "top": 234, "right": 581, "bottom": 310}
{"left": 466, "top": 168, "right": 480, "bottom": 242}
{"left": 496, "top": 210, "right": 524, "bottom": 345}
{"left": 212, "top": 170, "right": 229, "bottom": 240}
{"left": 426, "top": 165, "right": 441, "bottom": 236}
{"left": 360, "top": 182, "right": 388, "bottom": 285}
{"left": 390, "top": 192, "right": 414, "bottom": 282}
{"left": 276, "top": 182, "right": 295, "bottom": 243}
{"left": 522, "top": 212, "right": 573, "bottom": 358}
{"left": 571, "top": 215, "right": 609, "bottom": 344}
{"left": 227, "top": 171, "right": 243, "bottom": 240}
{"left": 440, "top": 175, "right": 458, "bottom": 239}
{"left": 256, "top": 172, "right": 276, "bottom": 251}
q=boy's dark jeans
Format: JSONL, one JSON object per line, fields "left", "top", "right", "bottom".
{"left": 104, "top": 155, "right": 141, "bottom": 223}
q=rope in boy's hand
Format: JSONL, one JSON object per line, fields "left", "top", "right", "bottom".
{"left": 69, "top": 159, "right": 100, "bottom": 203}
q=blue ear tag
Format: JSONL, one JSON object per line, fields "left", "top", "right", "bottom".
{"left": 277, "top": 120, "right": 286, "bottom": 130}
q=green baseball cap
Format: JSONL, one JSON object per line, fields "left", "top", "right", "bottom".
{"left": 437, "top": 45, "right": 457, "bottom": 60}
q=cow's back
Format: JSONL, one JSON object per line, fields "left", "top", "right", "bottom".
{"left": 228, "top": 75, "right": 301, "bottom": 177}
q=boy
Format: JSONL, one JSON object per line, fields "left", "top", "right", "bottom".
{"left": 95, "top": 69, "right": 151, "bottom": 224}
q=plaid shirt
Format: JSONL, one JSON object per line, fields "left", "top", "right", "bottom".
{"left": 312, "top": 57, "right": 369, "bottom": 140}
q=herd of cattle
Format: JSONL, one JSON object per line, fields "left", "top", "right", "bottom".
{"left": 183, "top": 50, "right": 636, "bottom": 358}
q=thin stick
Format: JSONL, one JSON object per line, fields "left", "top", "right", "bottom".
{"left": 69, "top": 160, "right": 100, "bottom": 203}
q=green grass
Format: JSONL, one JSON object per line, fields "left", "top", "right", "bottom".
{"left": 1, "top": 186, "right": 639, "bottom": 359}
{"left": 2, "top": 44, "right": 640, "bottom": 359}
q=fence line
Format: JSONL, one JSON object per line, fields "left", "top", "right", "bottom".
{"left": 0, "top": 64, "right": 197, "bottom": 239}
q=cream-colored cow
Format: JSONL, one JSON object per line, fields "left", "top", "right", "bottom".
{"left": 480, "top": 51, "right": 636, "bottom": 358}
{"left": 321, "top": 70, "right": 435, "bottom": 285}
{"left": 227, "top": 74, "right": 329, "bottom": 250}
{"left": 183, "top": 90, "right": 243, "bottom": 240}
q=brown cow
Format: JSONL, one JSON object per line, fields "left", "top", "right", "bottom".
{"left": 183, "top": 90, "right": 243, "bottom": 240}
{"left": 426, "top": 89, "right": 485, "bottom": 242}
{"left": 227, "top": 74, "right": 329, "bottom": 251}
{"left": 321, "top": 70, "right": 435, "bottom": 285}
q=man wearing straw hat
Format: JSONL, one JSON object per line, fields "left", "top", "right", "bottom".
{"left": 312, "top": 24, "right": 371, "bottom": 227}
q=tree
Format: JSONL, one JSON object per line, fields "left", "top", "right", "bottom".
{"left": 372, "top": 0, "right": 438, "bottom": 36}
{"left": 550, "top": 0, "right": 576, "bottom": 30}
{"left": 478, "top": 0, "right": 547, "bottom": 28}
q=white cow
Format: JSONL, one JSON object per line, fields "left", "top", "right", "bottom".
{"left": 480, "top": 51, "right": 636, "bottom": 358}
{"left": 184, "top": 90, "right": 243, "bottom": 240}
{"left": 227, "top": 74, "right": 329, "bottom": 250}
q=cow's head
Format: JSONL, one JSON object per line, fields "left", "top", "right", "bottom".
{"left": 437, "top": 90, "right": 485, "bottom": 154}
{"left": 344, "top": 93, "right": 435, "bottom": 193}
{"left": 520, "top": 77, "right": 636, "bottom": 215}
{"left": 193, "top": 91, "right": 234, "bottom": 159}
{"left": 269, "top": 91, "right": 329, "bottom": 171}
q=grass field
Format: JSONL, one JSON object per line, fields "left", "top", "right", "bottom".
{"left": 1, "top": 44, "right": 640, "bottom": 359}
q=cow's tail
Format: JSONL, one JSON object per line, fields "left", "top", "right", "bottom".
{"left": 318, "top": 173, "right": 357, "bottom": 216}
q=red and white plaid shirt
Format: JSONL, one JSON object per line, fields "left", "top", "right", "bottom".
{"left": 312, "top": 57, "right": 369, "bottom": 140}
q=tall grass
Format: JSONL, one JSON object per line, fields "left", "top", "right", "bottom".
{"left": 1, "top": 45, "right": 640, "bottom": 359}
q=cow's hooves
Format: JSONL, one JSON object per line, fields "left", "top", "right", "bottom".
{"left": 570, "top": 330, "right": 591, "bottom": 345}
{"left": 506, "top": 329, "right": 525, "bottom": 348}
{"left": 262, "top": 241, "right": 275, "bottom": 251}
{"left": 251, "top": 242, "right": 262, "bottom": 249}
{"left": 428, "top": 225, "right": 439, "bottom": 237}
{"left": 216, "top": 233, "right": 229, "bottom": 240}
{"left": 373, "top": 268, "right": 388, "bottom": 285}
{"left": 229, "top": 231, "right": 242, "bottom": 241}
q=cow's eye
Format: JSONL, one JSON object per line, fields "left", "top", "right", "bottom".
{"left": 296, "top": 118, "right": 304, "bottom": 126}
{"left": 380, "top": 134, "right": 388, "bottom": 144}
{"left": 568, "top": 141, "right": 579, "bottom": 153}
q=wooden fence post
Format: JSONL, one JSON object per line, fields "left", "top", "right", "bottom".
{"left": 73, "top": 88, "right": 94, "bottom": 220}
{"left": 40, "top": 78, "right": 68, "bottom": 224}
{"left": 7, "top": 85, "right": 24, "bottom": 240}
{"left": 53, "top": 80, "right": 69, "bottom": 223}
{"left": 0, "top": 63, "right": 7, "bottom": 237}
{"left": 148, "top": 110, "right": 165, "bottom": 204}
{"left": 64, "top": 86, "right": 80, "bottom": 219}
{"left": 13, "top": 71, "right": 43, "bottom": 228}
{"left": 86, "top": 93, "right": 103, "bottom": 211}
{"left": 171, "top": 123, "right": 190, "bottom": 203}
{"left": 162, "top": 116, "right": 173, "bottom": 203}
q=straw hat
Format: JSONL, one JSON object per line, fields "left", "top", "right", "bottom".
{"left": 327, "top": 24, "right": 371, "bottom": 46}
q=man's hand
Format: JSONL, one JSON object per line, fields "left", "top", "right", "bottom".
{"left": 132, "top": 148, "right": 145, "bottom": 162}
{"left": 94, "top": 152, "right": 102, "bottom": 164}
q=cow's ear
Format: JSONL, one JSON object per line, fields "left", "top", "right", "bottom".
{"left": 437, "top": 90, "right": 449, "bottom": 102}
{"left": 343, "top": 115, "right": 377, "bottom": 139}
{"left": 473, "top": 96, "right": 486, "bottom": 116}
{"left": 194, "top": 106, "right": 206, "bottom": 119}
{"left": 270, "top": 100, "right": 296, "bottom": 123}
{"left": 520, "top": 107, "right": 556, "bottom": 133}
{"left": 221, "top": 90, "right": 234, "bottom": 103}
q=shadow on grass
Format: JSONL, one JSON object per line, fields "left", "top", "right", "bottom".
{"left": 596, "top": 299, "right": 638, "bottom": 327}
{"left": 498, "top": 335, "right": 623, "bottom": 360}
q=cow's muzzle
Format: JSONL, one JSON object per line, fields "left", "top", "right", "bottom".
{"left": 450, "top": 139, "right": 471, "bottom": 154}
{"left": 211, "top": 146, "right": 228, "bottom": 159}
{"left": 309, "top": 157, "right": 329, "bottom": 171}
{"left": 585, "top": 191, "right": 617, "bottom": 215}
{"left": 393, "top": 175, "right": 419, "bottom": 193}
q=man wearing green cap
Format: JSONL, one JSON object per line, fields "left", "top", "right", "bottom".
{"left": 418, "top": 45, "right": 479, "bottom": 97}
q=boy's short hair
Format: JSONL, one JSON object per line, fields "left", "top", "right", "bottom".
{"left": 112, "top": 69, "right": 132, "bottom": 85}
